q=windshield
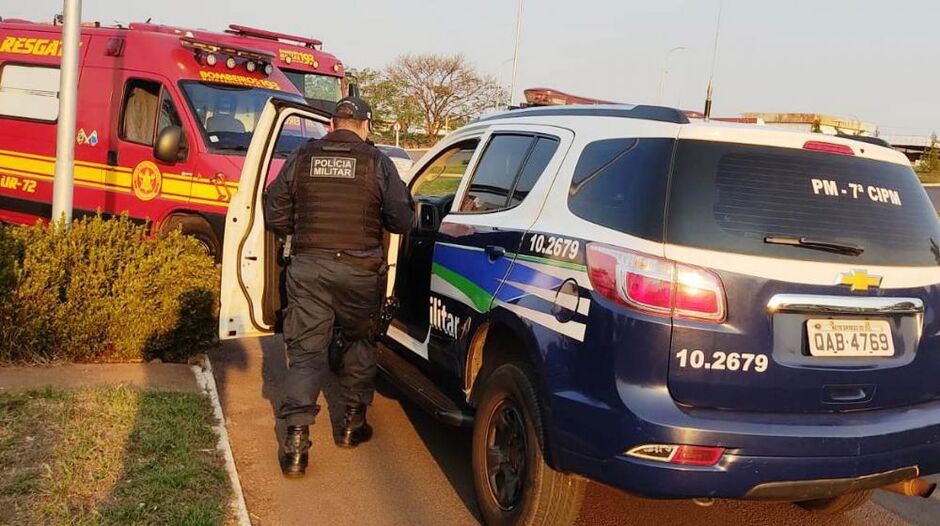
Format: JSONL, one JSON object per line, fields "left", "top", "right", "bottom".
{"left": 282, "top": 70, "right": 342, "bottom": 103}
{"left": 667, "top": 140, "right": 940, "bottom": 266}
{"left": 179, "top": 81, "right": 325, "bottom": 156}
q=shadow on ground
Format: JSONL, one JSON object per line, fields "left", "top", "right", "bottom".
{"left": 375, "top": 376, "right": 480, "bottom": 521}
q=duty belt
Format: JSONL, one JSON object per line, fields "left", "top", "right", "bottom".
{"left": 298, "top": 248, "right": 385, "bottom": 273}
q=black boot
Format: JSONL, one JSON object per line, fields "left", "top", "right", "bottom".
{"left": 281, "top": 425, "right": 311, "bottom": 478}
{"left": 337, "top": 404, "right": 373, "bottom": 449}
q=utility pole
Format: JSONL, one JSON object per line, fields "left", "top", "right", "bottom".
{"left": 509, "top": 0, "right": 524, "bottom": 107}
{"left": 52, "top": 0, "right": 82, "bottom": 225}
{"left": 704, "top": 0, "right": 723, "bottom": 120}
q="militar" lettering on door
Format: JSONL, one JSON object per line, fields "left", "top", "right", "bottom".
{"left": 310, "top": 157, "right": 357, "bottom": 178}
{"left": 429, "top": 296, "right": 461, "bottom": 339}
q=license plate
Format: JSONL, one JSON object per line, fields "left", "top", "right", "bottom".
{"left": 807, "top": 319, "right": 894, "bottom": 357}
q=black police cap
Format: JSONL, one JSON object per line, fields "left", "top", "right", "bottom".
{"left": 334, "top": 96, "right": 372, "bottom": 121}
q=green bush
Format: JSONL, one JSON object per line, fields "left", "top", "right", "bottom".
{"left": 0, "top": 215, "right": 219, "bottom": 363}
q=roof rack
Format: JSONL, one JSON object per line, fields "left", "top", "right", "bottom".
{"left": 226, "top": 24, "right": 322, "bottom": 49}
{"left": 478, "top": 104, "right": 690, "bottom": 125}
{"left": 180, "top": 36, "right": 275, "bottom": 62}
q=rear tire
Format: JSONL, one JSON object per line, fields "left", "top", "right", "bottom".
{"left": 471, "top": 362, "right": 586, "bottom": 526}
{"left": 795, "top": 490, "right": 873, "bottom": 514}
{"left": 159, "top": 215, "right": 221, "bottom": 262}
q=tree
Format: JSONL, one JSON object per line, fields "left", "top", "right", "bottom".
{"left": 354, "top": 68, "right": 422, "bottom": 133}
{"left": 387, "top": 54, "right": 501, "bottom": 138}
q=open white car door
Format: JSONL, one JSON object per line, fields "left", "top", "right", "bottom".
{"left": 218, "top": 99, "right": 332, "bottom": 340}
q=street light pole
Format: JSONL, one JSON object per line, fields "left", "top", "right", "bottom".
{"left": 52, "top": 0, "right": 82, "bottom": 225}
{"left": 509, "top": 0, "right": 524, "bottom": 107}
{"left": 657, "top": 46, "right": 688, "bottom": 104}
{"left": 495, "top": 57, "right": 514, "bottom": 110}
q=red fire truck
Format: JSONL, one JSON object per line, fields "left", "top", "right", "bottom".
{"left": 0, "top": 18, "right": 327, "bottom": 258}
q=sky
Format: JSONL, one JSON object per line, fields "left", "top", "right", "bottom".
{"left": 5, "top": 0, "right": 938, "bottom": 135}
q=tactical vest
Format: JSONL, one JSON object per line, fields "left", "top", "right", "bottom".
{"left": 291, "top": 136, "right": 383, "bottom": 252}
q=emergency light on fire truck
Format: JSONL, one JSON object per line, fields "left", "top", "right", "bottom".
{"left": 180, "top": 36, "right": 275, "bottom": 76}
{"left": 225, "top": 25, "right": 342, "bottom": 73}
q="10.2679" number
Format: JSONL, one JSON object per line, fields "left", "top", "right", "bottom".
{"left": 528, "top": 234, "right": 580, "bottom": 260}
{"left": 675, "top": 349, "right": 769, "bottom": 373}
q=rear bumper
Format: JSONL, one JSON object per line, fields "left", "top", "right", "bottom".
{"left": 549, "top": 388, "right": 940, "bottom": 500}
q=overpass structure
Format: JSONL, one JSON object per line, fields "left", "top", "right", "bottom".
{"left": 882, "top": 135, "right": 937, "bottom": 163}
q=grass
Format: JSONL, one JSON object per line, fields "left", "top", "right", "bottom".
{"left": 0, "top": 386, "right": 229, "bottom": 525}
{"left": 414, "top": 173, "right": 464, "bottom": 197}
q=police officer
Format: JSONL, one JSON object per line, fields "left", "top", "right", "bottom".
{"left": 264, "top": 96, "right": 414, "bottom": 478}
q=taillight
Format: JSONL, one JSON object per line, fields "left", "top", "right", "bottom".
{"left": 674, "top": 265, "right": 724, "bottom": 321}
{"left": 803, "top": 140, "right": 855, "bottom": 156}
{"left": 625, "top": 444, "right": 725, "bottom": 466}
{"left": 586, "top": 243, "right": 726, "bottom": 322}
{"left": 671, "top": 445, "right": 725, "bottom": 466}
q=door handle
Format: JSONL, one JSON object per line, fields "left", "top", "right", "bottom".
{"left": 485, "top": 245, "right": 506, "bottom": 261}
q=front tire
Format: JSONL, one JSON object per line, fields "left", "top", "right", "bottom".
{"left": 159, "top": 215, "right": 221, "bottom": 262}
{"left": 795, "top": 490, "right": 873, "bottom": 514}
{"left": 471, "top": 363, "right": 586, "bottom": 526}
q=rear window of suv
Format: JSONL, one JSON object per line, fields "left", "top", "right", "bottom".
{"left": 667, "top": 140, "right": 940, "bottom": 266}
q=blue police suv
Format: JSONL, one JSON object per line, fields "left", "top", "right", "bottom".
{"left": 221, "top": 100, "right": 940, "bottom": 526}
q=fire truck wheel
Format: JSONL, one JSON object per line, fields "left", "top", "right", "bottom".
{"left": 160, "top": 215, "right": 221, "bottom": 262}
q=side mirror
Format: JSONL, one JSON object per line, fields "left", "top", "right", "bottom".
{"left": 154, "top": 125, "right": 186, "bottom": 164}
{"left": 415, "top": 202, "right": 439, "bottom": 233}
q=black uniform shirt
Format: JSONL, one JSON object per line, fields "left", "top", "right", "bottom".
{"left": 264, "top": 129, "right": 415, "bottom": 257}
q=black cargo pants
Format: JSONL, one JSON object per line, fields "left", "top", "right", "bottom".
{"left": 278, "top": 251, "right": 383, "bottom": 427}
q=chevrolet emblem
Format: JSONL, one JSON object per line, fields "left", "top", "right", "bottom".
{"left": 837, "top": 270, "right": 883, "bottom": 292}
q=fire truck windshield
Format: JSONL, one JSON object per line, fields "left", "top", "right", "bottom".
{"left": 282, "top": 71, "right": 343, "bottom": 104}
{"left": 180, "top": 81, "right": 326, "bottom": 156}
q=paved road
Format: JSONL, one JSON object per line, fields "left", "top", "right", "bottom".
{"left": 211, "top": 337, "right": 938, "bottom": 526}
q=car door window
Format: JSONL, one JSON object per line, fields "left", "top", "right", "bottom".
{"left": 507, "top": 137, "right": 559, "bottom": 207}
{"left": 157, "top": 89, "right": 182, "bottom": 135}
{"left": 122, "top": 79, "right": 188, "bottom": 156}
{"left": 411, "top": 139, "right": 480, "bottom": 199}
{"left": 121, "top": 79, "right": 161, "bottom": 145}
{"left": 459, "top": 134, "right": 535, "bottom": 213}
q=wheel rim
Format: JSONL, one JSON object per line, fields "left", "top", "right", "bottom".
{"left": 194, "top": 237, "right": 214, "bottom": 257}
{"left": 484, "top": 398, "right": 528, "bottom": 511}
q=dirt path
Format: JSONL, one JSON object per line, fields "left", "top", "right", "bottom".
{"left": 0, "top": 362, "right": 199, "bottom": 392}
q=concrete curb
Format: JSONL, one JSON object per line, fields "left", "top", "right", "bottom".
{"left": 192, "top": 356, "right": 252, "bottom": 526}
